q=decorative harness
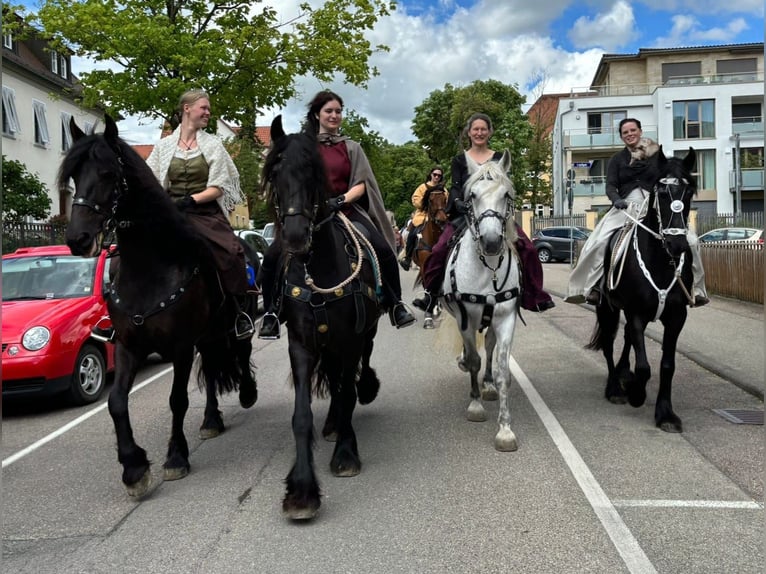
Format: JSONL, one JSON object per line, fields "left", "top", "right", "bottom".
{"left": 70, "top": 142, "right": 214, "bottom": 326}
{"left": 443, "top": 190, "right": 520, "bottom": 332}
{"left": 269, "top": 182, "right": 382, "bottom": 346}
{"left": 607, "top": 177, "right": 694, "bottom": 321}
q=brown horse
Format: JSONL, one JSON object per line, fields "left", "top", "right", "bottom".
{"left": 412, "top": 188, "right": 448, "bottom": 328}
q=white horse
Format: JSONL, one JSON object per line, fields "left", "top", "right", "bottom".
{"left": 442, "top": 150, "right": 521, "bottom": 451}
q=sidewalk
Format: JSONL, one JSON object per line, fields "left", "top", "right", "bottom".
{"left": 542, "top": 263, "right": 764, "bottom": 399}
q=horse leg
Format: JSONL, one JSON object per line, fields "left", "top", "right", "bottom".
{"left": 481, "top": 327, "right": 498, "bottom": 401}
{"left": 596, "top": 304, "right": 626, "bottom": 404}
{"left": 655, "top": 311, "right": 686, "bottom": 433}
{"left": 108, "top": 344, "right": 152, "bottom": 497}
{"left": 330, "top": 355, "right": 363, "bottom": 477}
{"left": 236, "top": 337, "right": 258, "bottom": 409}
{"left": 624, "top": 314, "right": 651, "bottom": 408}
{"left": 199, "top": 357, "right": 225, "bottom": 439}
{"left": 462, "top": 333, "right": 486, "bottom": 422}
{"left": 283, "top": 343, "right": 321, "bottom": 520}
{"left": 493, "top": 319, "right": 518, "bottom": 452}
{"left": 613, "top": 322, "right": 634, "bottom": 400}
{"left": 164, "top": 348, "right": 194, "bottom": 481}
{"left": 355, "top": 330, "right": 380, "bottom": 405}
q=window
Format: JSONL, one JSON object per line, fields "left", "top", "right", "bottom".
{"left": 740, "top": 147, "right": 764, "bottom": 169}
{"left": 51, "top": 50, "right": 58, "bottom": 74}
{"left": 676, "top": 148, "right": 715, "bottom": 191}
{"left": 32, "top": 100, "right": 51, "bottom": 146}
{"left": 61, "top": 111, "right": 73, "bottom": 152}
{"left": 663, "top": 61, "right": 702, "bottom": 84}
{"left": 672, "top": 101, "right": 715, "bottom": 139}
{"left": 2, "top": 86, "right": 20, "bottom": 136}
{"left": 60, "top": 57, "right": 67, "bottom": 79}
{"left": 3, "top": 32, "right": 12, "bottom": 49}
{"left": 716, "top": 58, "right": 757, "bottom": 82}
{"left": 732, "top": 102, "right": 762, "bottom": 124}
{"left": 83, "top": 121, "right": 94, "bottom": 135}
{"left": 587, "top": 111, "right": 626, "bottom": 134}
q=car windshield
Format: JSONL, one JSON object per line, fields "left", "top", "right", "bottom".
{"left": 2, "top": 255, "right": 96, "bottom": 301}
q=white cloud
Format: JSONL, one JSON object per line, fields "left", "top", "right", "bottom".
{"left": 652, "top": 15, "right": 751, "bottom": 47}
{"left": 567, "top": 0, "right": 639, "bottom": 51}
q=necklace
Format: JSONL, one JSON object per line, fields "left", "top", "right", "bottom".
{"left": 179, "top": 137, "right": 196, "bottom": 150}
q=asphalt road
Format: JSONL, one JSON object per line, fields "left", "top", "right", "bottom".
{"left": 2, "top": 266, "right": 763, "bottom": 573}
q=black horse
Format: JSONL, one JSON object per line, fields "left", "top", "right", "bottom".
{"left": 62, "top": 115, "right": 257, "bottom": 497}
{"left": 262, "top": 115, "right": 382, "bottom": 520}
{"left": 587, "top": 147, "right": 696, "bottom": 433}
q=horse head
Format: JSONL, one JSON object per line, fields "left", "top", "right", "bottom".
{"left": 651, "top": 146, "right": 697, "bottom": 258}
{"left": 60, "top": 114, "right": 125, "bottom": 257}
{"left": 464, "top": 150, "right": 516, "bottom": 256}
{"left": 263, "top": 115, "right": 328, "bottom": 256}
{"left": 427, "top": 188, "right": 449, "bottom": 227}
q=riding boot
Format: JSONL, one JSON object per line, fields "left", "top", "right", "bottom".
{"left": 379, "top": 247, "right": 416, "bottom": 329}
{"left": 257, "top": 257, "right": 281, "bottom": 339}
{"left": 516, "top": 229, "right": 555, "bottom": 312}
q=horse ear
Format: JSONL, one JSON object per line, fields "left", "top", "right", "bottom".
{"left": 656, "top": 144, "right": 667, "bottom": 162}
{"left": 683, "top": 147, "right": 696, "bottom": 172}
{"left": 69, "top": 116, "right": 86, "bottom": 142}
{"left": 500, "top": 149, "right": 512, "bottom": 173}
{"left": 103, "top": 114, "right": 119, "bottom": 142}
{"left": 271, "top": 115, "right": 285, "bottom": 142}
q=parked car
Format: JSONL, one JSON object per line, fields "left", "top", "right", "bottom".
{"left": 2, "top": 246, "right": 115, "bottom": 404}
{"left": 532, "top": 226, "right": 592, "bottom": 263}
{"left": 697, "top": 227, "right": 764, "bottom": 244}
{"left": 259, "top": 222, "right": 275, "bottom": 245}
{"left": 235, "top": 229, "right": 269, "bottom": 265}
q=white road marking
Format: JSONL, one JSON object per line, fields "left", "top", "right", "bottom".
{"left": 509, "top": 356, "right": 658, "bottom": 574}
{"left": 2, "top": 366, "right": 173, "bottom": 468}
{"left": 614, "top": 499, "right": 763, "bottom": 509}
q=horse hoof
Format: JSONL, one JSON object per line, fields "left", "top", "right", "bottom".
{"left": 239, "top": 386, "right": 257, "bottom": 409}
{"left": 282, "top": 497, "right": 320, "bottom": 521}
{"left": 481, "top": 385, "right": 498, "bottom": 401}
{"left": 494, "top": 428, "right": 518, "bottom": 452}
{"left": 658, "top": 418, "right": 683, "bottom": 433}
{"left": 323, "top": 431, "right": 338, "bottom": 442}
{"left": 126, "top": 470, "right": 153, "bottom": 498}
{"left": 423, "top": 317, "right": 434, "bottom": 329}
{"left": 163, "top": 466, "right": 190, "bottom": 481}
{"left": 607, "top": 395, "right": 627, "bottom": 405}
{"left": 467, "top": 401, "right": 487, "bottom": 422}
{"left": 331, "top": 464, "right": 361, "bottom": 478}
{"left": 199, "top": 427, "right": 222, "bottom": 440}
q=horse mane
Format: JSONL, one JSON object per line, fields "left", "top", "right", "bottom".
{"left": 261, "top": 129, "right": 331, "bottom": 222}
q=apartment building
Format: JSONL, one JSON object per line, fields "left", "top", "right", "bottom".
{"left": 2, "top": 17, "right": 102, "bottom": 218}
{"left": 550, "top": 43, "right": 764, "bottom": 217}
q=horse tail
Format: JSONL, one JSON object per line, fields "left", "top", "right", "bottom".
{"left": 585, "top": 307, "right": 619, "bottom": 351}
{"left": 196, "top": 335, "right": 251, "bottom": 396}
{"left": 585, "top": 321, "right": 604, "bottom": 351}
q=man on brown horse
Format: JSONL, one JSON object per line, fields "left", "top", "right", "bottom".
{"left": 399, "top": 166, "right": 448, "bottom": 271}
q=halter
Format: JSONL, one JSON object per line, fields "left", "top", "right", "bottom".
{"left": 465, "top": 188, "right": 515, "bottom": 287}
{"left": 653, "top": 177, "right": 690, "bottom": 238}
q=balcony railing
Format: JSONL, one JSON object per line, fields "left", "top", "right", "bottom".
{"left": 568, "top": 71, "right": 764, "bottom": 98}
{"left": 729, "top": 168, "right": 765, "bottom": 192}
{"left": 732, "top": 117, "right": 763, "bottom": 137}
{"left": 565, "top": 128, "right": 658, "bottom": 149}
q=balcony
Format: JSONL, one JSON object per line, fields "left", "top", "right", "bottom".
{"left": 565, "top": 128, "right": 658, "bottom": 150}
{"left": 572, "top": 177, "right": 606, "bottom": 197}
{"left": 732, "top": 117, "right": 763, "bottom": 138}
{"left": 729, "top": 168, "right": 765, "bottom": 192}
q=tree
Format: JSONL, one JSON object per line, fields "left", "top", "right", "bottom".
{"left": 411, "top": 79, "right": 533, "bottom": 207}
{"left": 35, "top": 0, "right": 395, "bottom": 130}
{"left": 2, "top": 156, "right": 52, "bottom": 223}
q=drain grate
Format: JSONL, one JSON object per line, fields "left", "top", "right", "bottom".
{"left": 712, "top": 409, "right": 764, "bottom": 425}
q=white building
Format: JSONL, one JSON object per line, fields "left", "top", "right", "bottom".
{"left": 551, "top": 43, "right": 764, "bottom": 217}
{"left": 2, "top": 18, "right": 102, "bottom": 219}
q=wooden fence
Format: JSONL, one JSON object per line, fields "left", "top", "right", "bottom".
{"left": 700, "top": 243, "right": 764, "bottom": 304}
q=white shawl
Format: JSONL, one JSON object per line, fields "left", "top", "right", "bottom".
{"left": 146, "top": 126, "right": 245, "bottom": 213}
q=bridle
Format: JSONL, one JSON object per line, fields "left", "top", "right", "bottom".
{"left": 427, "top": 190, "right": 448, "bottom": 228}
{"left": 654, "top": 177, "right": 691, "bottom": 240}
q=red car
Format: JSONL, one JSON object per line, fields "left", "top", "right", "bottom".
{"left": 2, "top": 246, "right": 115, "bottom": 404}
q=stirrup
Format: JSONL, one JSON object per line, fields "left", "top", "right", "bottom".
{"left": 257, "top": 312, "right": 280, "bottom": 340}
{"left": 390, "top": 302, "right": 416, "bottom": 329}
{"left": 91, "top": 317, "right": 115, "bottom": 343}
{"left": 235, "top": 311, "right": 255, "bottom": 340}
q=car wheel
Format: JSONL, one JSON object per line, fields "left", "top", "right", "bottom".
{"left": 537, "top": 248, "right": 552, "bottom": 263}
{"left": 69, "top": 344, "right": 106, "bottom": 405}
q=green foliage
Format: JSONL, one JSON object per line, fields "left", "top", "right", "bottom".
{"left": 223, "top": 136, "right": 265, "bottom": 227}
{"left": 2, "top": 156, "right": 52, "bottom": 223}
{"left": 411, "top": 79, "right": 535, "bottom": 208}
{"left": 35, "top": 0, "right": 396, "bottom": 130}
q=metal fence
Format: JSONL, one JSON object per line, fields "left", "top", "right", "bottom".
{"left": 695, "top": 212, "right": 764, "bottom": 235}
{"left": 531, "top": 214, "right": 587, "bottom": 234}
{"left": 700, "top": 242, "right": 764, "bottom": 304}
{"left": 2, "top": 222, "right": 68, "bottom": 254}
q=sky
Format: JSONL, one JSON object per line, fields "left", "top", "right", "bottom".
{"left": 63, "top": 0, "right": 765, "bottom": 145}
